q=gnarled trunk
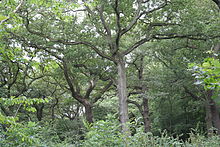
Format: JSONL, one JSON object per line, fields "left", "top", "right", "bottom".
{"left": 117, "top": 58, "right": 130, "bottom": 135}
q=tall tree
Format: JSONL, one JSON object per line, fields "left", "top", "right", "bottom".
{"left": 4, "top": 0, "right": 172, "bottom": 134}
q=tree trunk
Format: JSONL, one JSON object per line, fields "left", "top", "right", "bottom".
{"left": 51, "top": 98, "right": 59, "bottom": 120}
{"left": 138, "top": 55, "right": 151, "bottom": 133}
{"left": 84, "top": 102, "right": 94, "bottom": 124}
{"left": 117, "top": 57, "right": 130, "bottom": 135}
{"left": 35, "top": 103, "right": 44, "bottom": 121}
{"left": 205, "top": 100, "right": 213, "bottom": 136}
{"left": 210, "top": 99, "right": 220, "bottom": 135}
{"left": 205, "top": 90, "right": 220, "bottom": 135}
{"left": 142, "top": 97, "right": 151, "bottom": 133}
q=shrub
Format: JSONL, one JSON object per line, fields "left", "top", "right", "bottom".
{"left": 81, "top": 116, "right": 220, "bottom": 147}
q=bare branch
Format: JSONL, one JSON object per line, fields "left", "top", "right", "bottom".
{"left": 145, "top": 22, "right": 180, "bottom": 31}
{"left": 114, "top": 0, "right": 121, "bottom": 52}
{"left": 82, "top": 0, "right": 95, "bottom": 16}
{"left": 98, "top": 5, "right": 112, "bottom": 38}
{"left": 153, "top": 33, "right": 209, "bottom": 41}
{"left": 144, "top": 0, "right": 168, "bottom": 15}
{"left": 128, "top": 91, "right": 143, "bottom": 97}
{"left": 121, "top": 0, "right": 168, "bottom": 37}
{"left": 62, "top": 61, "right": 85, "bottom": 104}
{"left": 62, "top": 8, "right": 86, "bottom": 13}
{"left": 123, "top": 36, "right": 151, "bottom": 55}
{"left": 59, "top": 41, "right": 115, "bottom": 62}
{"left": 183, "top": 86, "right": 200, "bottom": 100}
{"left": 93, "top": 80, "right": 113, "bottom": 103}
{"left": 120, "top": 0, "right": 142, "bottom": 37}
{"left": 127, "top": 99, "right": 143, "bottom": 113}
{"left": 23, "top": 15, "right": 115, "bottom": 62}
{"left": 84, "top": 79, "right": 97, "bottom": 99}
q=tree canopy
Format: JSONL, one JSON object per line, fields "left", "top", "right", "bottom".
{"left": 1, "top": 0, "right": 220, "bottom": 146}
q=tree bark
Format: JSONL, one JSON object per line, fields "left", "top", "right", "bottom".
{"left": 142, "top": 97, "right": 151, "bottom": 133}
{"left": 210, "top": 99, "right": 220, "bottom": 135}
{"left": 117, "top": 57, "right": 130, "bottom": 135}
{"left": 35, "top": 103, "right": 44, "bottom": 121}
{"left": 51, "top": 98, "right": 58, "bottom": 120}
{"left": 205, "top": 99, "right": 214, "bottom": 136}
{"left": 205, "top": 90, "right": 220, "bottom": 135}
{"left": 84, "top": 101, "right": 94, "bottom": 124}
{"left": 127, "top": 54, "right": 151, "bottom": 133}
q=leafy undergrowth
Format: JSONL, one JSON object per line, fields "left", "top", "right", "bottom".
{"left": 81, "top": 117, "right": 220, "bottom": 147}
{"left": 1, "top": 117, "right": 220, "bottom": 147}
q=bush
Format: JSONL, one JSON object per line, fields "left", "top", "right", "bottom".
{"left": 0, "top": 121, "right": 41, "bottom": 147}
{"left": 82, "top": 115, "right": 124, "bottom": 147}
{"left": 81, "top": 116, "right": 220, "bottom": 147}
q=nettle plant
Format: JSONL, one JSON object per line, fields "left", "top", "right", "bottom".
{"left": 0, "top": 96, "right": 50, "bottom": 146}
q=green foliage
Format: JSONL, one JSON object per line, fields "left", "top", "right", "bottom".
{"left": 0, "top": 96, "right": 51, "bottom": 146}
{"left": 0, "top": 15, "right": 7, "bottom": 21}
{"left": 0, "top": 119, "right": 78, "bottom": 147}
{"left": 52, "top": 119, "right": 85, "bottom": 144}
{"left": 81, "top": 117, "right": 220, "bottom": 147}
{"left": 82, "top": 115, "right": 124, "bottom": 147}
{"left": 189, "top": 57, "right": 220, "bottom": 90}
{"left": 0, "top": 96, "right": 50, "bottom": 113}
{"left": 0, "top": 121, "right": 40, "bottom": 147}
{"left": 1, "top": 0, "right": 220, "bottom": 146}
{"left": 185, "top": 131, "right": 220, "bottom": 147}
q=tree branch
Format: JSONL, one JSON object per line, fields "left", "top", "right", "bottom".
{"left": 62, "top": 61, "right": 85, "bottom": 104}
{"left": 0, "top": 0, "right": 25, "bottom": 25}
{"left": 84, "top": 79, "right": 97, "bottom": 99}
{"left": 123, "top": 36, "right": 151, "bottom": 55}
{"left": 183, "top": 86, "right": 200, "bottom": 100}
{"left": 128, "top": 91, "right": 143, "bottom": 97}
{"left": 121, "top": 0, "right": 168, "bottom": 37}
{"left": 153, "top": 33, "right": 209, "bottom": 41}
{"left": 114, "top": 0, "right": 121, "bottom": 53}
{"left": 93, "top": 80, "right": 113, "bottom": 103}
{"left": 127, "top": 99, "right": 143, "bottom": 114}
{"left": 98, "top": 5, "right": 112, "bottom": 38}
{"left": 21, "top": 13, "right": 116, "bottom": 62}
{"left": 120, "top": 0, "right": 142, "bottom": 37}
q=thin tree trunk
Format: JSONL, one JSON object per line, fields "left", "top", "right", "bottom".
{"left": 142, "top": 97, "right": 151, "bottom": 133}
{"left": 51, "top": 98, "right": 58, "bottom": 120}
{"left": 138, "top": 55, "right": 151, "bottom": 133}
{"left": 205, "top": 100, "right": 213, "bottom": 136}
{"left": 117, "top": 58, "right": 130, "bottom": 135}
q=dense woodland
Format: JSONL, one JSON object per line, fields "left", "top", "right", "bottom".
{"left": 1, "top": 0, "right": 220, "bottom": 146}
